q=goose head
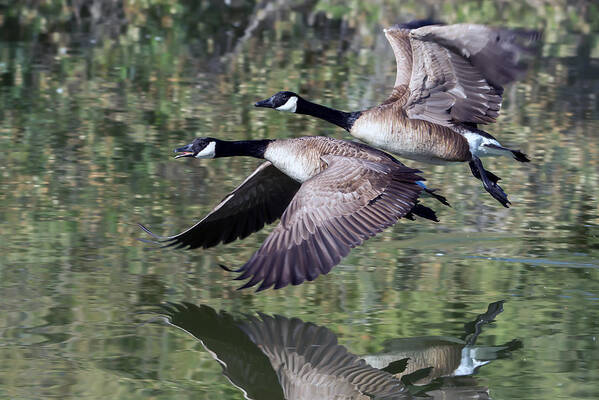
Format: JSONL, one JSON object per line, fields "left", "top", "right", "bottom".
{"left": 255, "top": 91, "right": 300, "bottom": 113}
{"left": 174, "top": 137, "right": 219, "bottom": 159}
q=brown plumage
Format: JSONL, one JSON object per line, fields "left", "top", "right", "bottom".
{"left": 385, "top": 23, "right": 540, "bottom": 128}
{"left": 255, "top": 21, "right": 541, "bottom": 207}
{"left": 235, "top": 154, "right": 423, "bottom": 290}
{"left": 367, "top": 337, "right": 474, "bottom": 383}
{"left": 140, "top": 136, "right": 445, "bottom": 291}
{"left": 350, "top": 93, "right": 472, "bottom": 163}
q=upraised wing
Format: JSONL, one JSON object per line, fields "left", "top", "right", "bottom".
{"left": 234, "top": 155, "right": 430, "bottom": 291}
{"left": 140, "top": 161, "right": 300, "bottom": 249}
{"left": 384, "top": 23, "right": 540, "bottom": 126}
{"left": 383, "top": 25, "right": 414, "bottom": 91}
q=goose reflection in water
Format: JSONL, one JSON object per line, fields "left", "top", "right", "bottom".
{"left": 157, "top": 301, "right": 519, "bottom": 399}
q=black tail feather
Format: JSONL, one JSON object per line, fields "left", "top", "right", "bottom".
{"left": 511, "top": 149, "right": 530, "bottom": 162}
{"left": 423, "top": 187, "right": 451, "bottom": 207}
{"left": 483, "top": 143, "right": 530, "bottom": 163}
{"left": 409, "top": 203, "right": 439, "bottom": 222}
{"left": 398, "top": 19, "right": 444, "bottom": 30}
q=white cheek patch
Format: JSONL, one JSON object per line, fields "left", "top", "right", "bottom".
{"left": 195, "top": 141, "right": 216, "bottom": 159}
{"left": 275, "top": 96, "right": 298, "bottom": 113}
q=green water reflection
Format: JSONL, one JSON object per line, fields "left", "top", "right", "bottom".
{"left": 0, "top": 1, "right": 598, "bottom": 399}
{"left": 155, "top": 300, "right": 517, "bottom": 399}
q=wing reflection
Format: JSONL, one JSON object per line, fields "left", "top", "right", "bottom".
{"left": 160, "top": 303, "right": 285, "bottom": 400}
{"left": 239, "top": 314, "right": 408, "bottom": 399}
{"left": 159, "top": 301, "right": 519, "bottom": 399}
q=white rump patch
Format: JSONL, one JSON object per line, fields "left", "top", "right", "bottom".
{"left": 276, "top": 96, "right": 298, "bottom": 113}
{"left": 195, "top": 141, "right": 216, "bottom": 159}
{"left": 453, "top": 346, "right": 490, "bottom": 376}
{"left": 462, "top": 131, "right": 506, "bottom": 158}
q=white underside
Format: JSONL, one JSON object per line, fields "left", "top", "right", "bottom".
{"left": 360, "top": 355, "right": 397, "bottom": 370}
{"left": 264, "top": 145, "right": 315, "bottom": 183}
{"left": 453, "top": 346, "right": 491, "bottom": 376}
{"left": 461, "top": 130, "right": 509, "bottom": 159}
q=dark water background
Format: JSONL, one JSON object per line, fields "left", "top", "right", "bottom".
{"left": 0, "top": 1, "right": 598, "bottom": 399}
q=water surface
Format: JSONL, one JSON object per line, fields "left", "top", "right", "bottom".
{"left": 0, "top": 1, "right": 598, "bottom": 399}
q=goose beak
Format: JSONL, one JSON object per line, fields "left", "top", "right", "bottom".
{"left": 254, "top": 97, "right": 274, "bottom": 108}
{"left": 174, "top": 143, "right": 195, "bottom": 159}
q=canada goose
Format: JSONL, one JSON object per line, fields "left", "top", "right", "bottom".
{"left": 159, "top": 302, "right": 410, "bottom": 400}
{"left": 255, "top": 21, "right": 541, "bottom": 207}
{"left": 140, "top": 136, "right": 445, "bottom": 291}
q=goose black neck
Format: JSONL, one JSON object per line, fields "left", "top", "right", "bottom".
{"left": 296, "top": 98, "right": 361, "bottom": 132}
{"left": 215, "top": 139, "right": 272, "bottom": 159}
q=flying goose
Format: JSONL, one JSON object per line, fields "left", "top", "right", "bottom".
{"left": 140, "top": 136, "right": 446, "bottom": 291}
{"left": 255, "top": 21, "right": 541, "bottom": 207}
{"left": 159, "top": 302, "right": 411, "bottom": 399}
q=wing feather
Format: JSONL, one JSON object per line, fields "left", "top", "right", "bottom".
{"left": 403, "top": 23, "right": 540, "bottom": 126}
{"left": 240, "top": 314, "right": 409, "bottom": 399}
{"left": 234, "top": 155, "right": 433, "bottom": 291}
{"left": 160, "top": 303, "right": 285, "bottom": 399}
{"left": 140, "top": 161, "right": 301, "bottom": 249}
{"left": 383, "top": 26, "right": 414, "bottom": 90}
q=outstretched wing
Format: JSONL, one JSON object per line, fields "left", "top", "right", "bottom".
{"left": 400, "top": 23, "right": 540, "bottom": 126}
{"left": 140, "top": 161, "right": 300, "bottom": 249}
{"left": 240, "top": 314, "right": 409, "bottom": 399}
{"left": 234, "top": 155, "right": 429, "bottom": 291}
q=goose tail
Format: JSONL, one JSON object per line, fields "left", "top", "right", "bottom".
{"left": 484, "top": 143, "right": 530, "bottom": 163}
{"left": 416, "top": 181, "right": 451, "bottom": 206}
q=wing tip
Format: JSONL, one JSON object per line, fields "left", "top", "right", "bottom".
{"left": 392, "top": 19, "right": 445, "bottom": 31}
{"left": 218, "top": 263, "right": 242, "bottom": 273}
{"left": 138, "top": 223, "right": 163, "bottom": 239}
{"left": 137, "top": 223, "right": 179, "bottom": 249}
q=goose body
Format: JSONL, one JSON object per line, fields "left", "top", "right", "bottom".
{"left": 349, "top": 94, "right": 472, "bottom": 164}
{"left": 263, "top": 136, "right": 398, "bottom": 182}
{"left": 140, "top": 136, "right": 445, "bottom": 291}
{"left": 255, "top": 21, "right": 541, "bottom": 207}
